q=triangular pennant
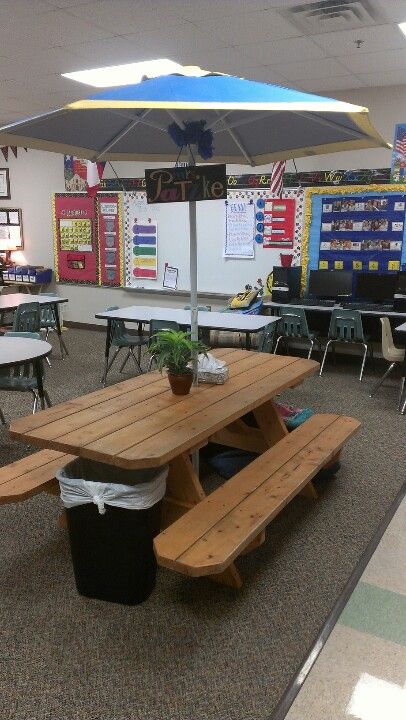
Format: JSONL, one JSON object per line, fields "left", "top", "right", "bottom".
{"left": 11, "top": 146, "right": 17, "bottom": 158}
{"left": 1, "top": 146, "right": 8, "bottom": 161}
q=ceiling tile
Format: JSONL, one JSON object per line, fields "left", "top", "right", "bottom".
{"left": 0, "top": 0, "right": 51, "bottom": 16}
{"left": 65, "top": 0, "right": 181, "bottom": 35}
{"left": 357, "top": 68, "right": 406, "bottom": 86}
{"left": 377, "top": 0, "right": 406, "bottom": 23}
{"left": 193, "top": 9, "right": 301, "bottom": 47}
{"left": 156, "top": 0, "right": 272, "bottom": 21}
{"left": 241, "top": 36, "right": 326, "bottom": 66}
{"left": 234, "top": 66, "right": 291, "bottom": 84}
{"left": 67, "top": 36, "right": 143, "bottom": 67}
{"left": 273, "top": 57, "right": 353, "bottom": 82}
{"left": 0, "top": 8, "right": 115, "bottom": 45}
{"left": 296, "top": 76, "right": 365, "bottom": 93}
{"left": 339, "top": 47, "right": 406, "bottom": 73}
{"left": 311, "top": 24, "right": 406, "bottom": 56}
{"left": 180, "top": 47, "right": 260, "bottom": 75}
{"left": 123, "top": 22, "right": 227, "bottom": 58}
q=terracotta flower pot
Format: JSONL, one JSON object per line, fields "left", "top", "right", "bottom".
{"left": 167, "top": 372, "right": 193, "bottom": 395}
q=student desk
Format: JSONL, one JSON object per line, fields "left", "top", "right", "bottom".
{"left": 0, "top": 336, "right": 52, "bottom": 411}
{"left": 95, "top": 305, "right": 280, "bottom": 383}
{"left": 0, "top": 293, "right": 69, "bottom": 357}
{"left": 9, "top": 348, "right": 318, "bottom": 586}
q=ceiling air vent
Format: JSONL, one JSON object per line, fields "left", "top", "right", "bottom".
{"left": 278, "top": 0, "right": 387, "bottom": 34}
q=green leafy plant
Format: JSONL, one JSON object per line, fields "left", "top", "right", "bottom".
{"left": 149, "top": 329, "right": 209, "bottom": 376}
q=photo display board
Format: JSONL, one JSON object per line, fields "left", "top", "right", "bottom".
{"left": 318, "top": 193, "right": 405, "bottom": 273}
{"left": 97, "top": 194, "right": 123, "bottom": 286}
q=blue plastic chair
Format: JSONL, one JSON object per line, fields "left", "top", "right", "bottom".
{"left": 1, "top": 331, "right": 52, "bottom": 414}
{"left": 257, "top": 322, "right": 276, "bottom": 353}
{"left": 319, "top": 309, "right": 372, "bottom": 381}
{"left": 12, "top": 302, "right": 41, "bottom": 333}
{"left": 274, "top": 307, "right": 320, "bottom": 359}
{"left": 147, "top": 319, "right": 180, "bottom": 371}
{"left": 103, "top": 306, "right": 149, "bottom": 381}
{"left": 39, "top": 292, "right": 58, "bottom": 340}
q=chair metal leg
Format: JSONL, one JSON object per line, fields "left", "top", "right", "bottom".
{"left": 359, "top": 343, "right": 368, "bottom": 382}
{"left": 307, "top": 338, "right": 314, "bottom": 360}
{"left": 102, "top": 347, "right": 121, "bottom": 384}
{"left": 273, "top": 336, "right": 283, "bottom": 355}
{"left": 398, "top": 376, "right": 405, "bottom": 411}
{"left": 148, "top": 354, "right": 156, "bottom": 372}
{"left": 45, "top": 328, "right": 50, "bottom": 342}
{"left": 130, "top": 346, "right": 142, "bottom": 373}
{"left": 369, "top": 362, "right": 396, "bottom": 397}
{"left": 31, "top": 391, "right": 38, "bottom": 414}
{"left": 119, "top": 349, "right": 131, "bottom": 373}
{"left": 45, "top": 356, "right": 51, "bottom": 368}
{"left": 401, "top": 391, "right": 406, "bottom": 415}
{"left": 319, "top": 339, "right": 333, "bottom": 376}
{"left": 0, "top": 407, "right": 6, "bottom": 425}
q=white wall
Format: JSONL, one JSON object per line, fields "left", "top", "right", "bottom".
{"left": 1, "top": 83, "right": 403, "bottom": 324}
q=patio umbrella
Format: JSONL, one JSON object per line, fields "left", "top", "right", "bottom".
{"left": 0, "top": 68, "right": 388, "bottom": 371}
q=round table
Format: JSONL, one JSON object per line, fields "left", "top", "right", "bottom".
{"left": 0, "top": 337, "right": 52, "bottom": 411}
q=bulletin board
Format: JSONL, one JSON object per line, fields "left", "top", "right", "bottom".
{"left": 302, "top": 185, "right": 406, "bottom": 292}
{"left": 53, "top": 193, "right": 98, "bottom": 285}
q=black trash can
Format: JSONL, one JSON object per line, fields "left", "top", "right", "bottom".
{"left": 57, "top": 458, "right": 168, "bottom": 605}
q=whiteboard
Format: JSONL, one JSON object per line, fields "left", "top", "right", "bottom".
{"left": 123, "top": 189, "right": 304, "bottom": 296}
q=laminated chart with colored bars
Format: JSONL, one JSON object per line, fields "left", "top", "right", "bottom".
{"left": 133, "top": 221, "right": 158, "bottom": 279}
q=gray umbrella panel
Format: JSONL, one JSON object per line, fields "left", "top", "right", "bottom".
{"left": 0, "top": 105, "right": 388, "bottom": 164}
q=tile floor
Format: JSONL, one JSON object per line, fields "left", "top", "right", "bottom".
{"left": 285, "top": 495, "right": 406, "bottom": 720}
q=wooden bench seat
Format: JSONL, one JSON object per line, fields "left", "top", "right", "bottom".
{"left": 0, "top": 449, "right": 74, "bottom": 504}
{"left": 154, "top": 414, "right": 360, "bottom": 585}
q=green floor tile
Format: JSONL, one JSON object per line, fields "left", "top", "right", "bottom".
{"left": 339, "top": 581, "right": 406, "bottom": 647}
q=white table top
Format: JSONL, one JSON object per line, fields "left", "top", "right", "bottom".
{"left": 395, "top": 322, "right": 406, "bottom": 333}
{"left": 96, "top": 306, "right": 279, "bottom": 333}
{"left": 262, "top": 299, "right": 406, "bottom": 318}
{"left": 0, "top": 293, "right": 68, "bottom": 310}
{"left": 0, "top": 337, "right": 52, "bottom": 367}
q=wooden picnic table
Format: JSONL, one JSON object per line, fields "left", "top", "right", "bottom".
{"left": 9, "top": 348, "right": 319, "bottom": 586}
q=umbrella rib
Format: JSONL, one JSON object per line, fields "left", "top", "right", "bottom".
{"left": 293, "top": 111, "right": 367, "bottom": 140}
{"left": 93, "top": 109, "right": 152, "bottom": 159}
{"left": 0, "top": 107, "right": 68, "bottom": 132}
{"left": 217, "top": 113, "right": 255, "bottom": 166}
{"left": 212, "top": 111, "right": 274, "bottom": 134}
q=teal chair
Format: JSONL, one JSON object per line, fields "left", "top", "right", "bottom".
{"left": 184, "top": 304, "right": 211, "bottom": 345}
{"left": 104, "top": 306, "right": 149, "bottom": 381}
{"left": 257, "top": 322, "right": 276, "bottom": 353}
{"left": 39, "top": 292, "right": 58, "bottom": 341}
{"left": 319, "top": 309, "right": 372, "bottom": 381}
{"left": 147, "top": 319, "right": 180, "bottom": 371}
{"left": 1, "top": 331, "right": 52, "bottom": 414}
{"left": 274, "top": 307, "right": 320, "bottom": 359}
{"left": 12, "top": 302, "right": 41, "bottom": 333}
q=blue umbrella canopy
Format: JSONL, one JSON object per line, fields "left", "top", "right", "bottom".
{"left": 0, "top": 69, "right": 388, "bottom": 164}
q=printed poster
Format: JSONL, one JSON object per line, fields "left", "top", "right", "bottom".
{"left": 224, "top": 200, "right": 254, "bottom": 258}
{"left": 263, "top": 198, "right": 295, "bottom": 249}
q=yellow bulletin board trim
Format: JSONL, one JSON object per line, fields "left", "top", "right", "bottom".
{"left": 301, "top": 183, "right": 406, "bottom": 293}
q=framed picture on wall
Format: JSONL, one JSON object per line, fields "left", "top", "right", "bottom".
{"left": 0, "top": 168, "right": 10, "bottom": 199}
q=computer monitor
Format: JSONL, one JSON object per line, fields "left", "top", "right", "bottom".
{"left": 308, "top": 270, "right": 353, "bottom": 299}
{"left": 355, "top": 272, "right": 397, "bottom": 302}
{"left": 396, "top": 271, "right": 406, "bottom": 294}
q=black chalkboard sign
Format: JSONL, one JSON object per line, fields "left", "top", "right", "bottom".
{"left": 145, "top": 164, "right": 227, "bottom": 204}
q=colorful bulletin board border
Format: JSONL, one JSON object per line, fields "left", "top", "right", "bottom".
{"left": 301, "top": 185, "right": 406, "bottom": 293}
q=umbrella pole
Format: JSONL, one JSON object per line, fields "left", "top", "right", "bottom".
{"left": 188, "top": 148, "right": 199, "bottom": 387}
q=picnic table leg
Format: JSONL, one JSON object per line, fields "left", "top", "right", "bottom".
{"left": 161, "top": 453, "right": 242, "bottom": 589}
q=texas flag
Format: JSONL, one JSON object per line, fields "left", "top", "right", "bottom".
{"left": 86, "top": 160, "right": 105, "bottom": 196}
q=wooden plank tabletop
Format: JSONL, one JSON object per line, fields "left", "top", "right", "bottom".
{"left": 9, "top": 348, "right": 319, "bottom": 469}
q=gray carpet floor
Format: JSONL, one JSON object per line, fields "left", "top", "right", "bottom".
{"left": 0, "top": 328, "right": 404, "bottom": 720}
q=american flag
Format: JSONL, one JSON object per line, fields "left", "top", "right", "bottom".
{"left": 270, "top": 160, "right": 286, "bottom": 196}
{"left": 395, "top": 130, "right": 406, "bottom": 156}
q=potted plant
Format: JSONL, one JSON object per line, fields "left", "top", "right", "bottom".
{"left": 149, "top": 329, "right": 208, "bottom": 395}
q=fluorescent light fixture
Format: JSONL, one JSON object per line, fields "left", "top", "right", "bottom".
{"left": 62, "top": 59, "right": 208, "bottom": 88}
{"left": 398, "top": 22, "right": 406, "bottom": 37}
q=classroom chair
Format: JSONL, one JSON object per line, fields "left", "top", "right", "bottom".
{"left": 147, "top": 319, "right": 180, "bottom": 372}
{"left": 12, "top": 302, "right": 41, "bottom": 334}
{"left": 319, "top": 309, "right": 372, "bottom": 382}
{"left": 257, "top": 322, "right": 277, "bottom": 353}
{"left": 274, "top": 307, "right": 321, "bottom": 359}
{"left": 1, "top": 331, "right": 52, "bottom": 414}
{"left": 369, "top": 317, "right": 405, "bottom": 407}
{"left": 103, "top": 306, "right": 149, "bottom": 381}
